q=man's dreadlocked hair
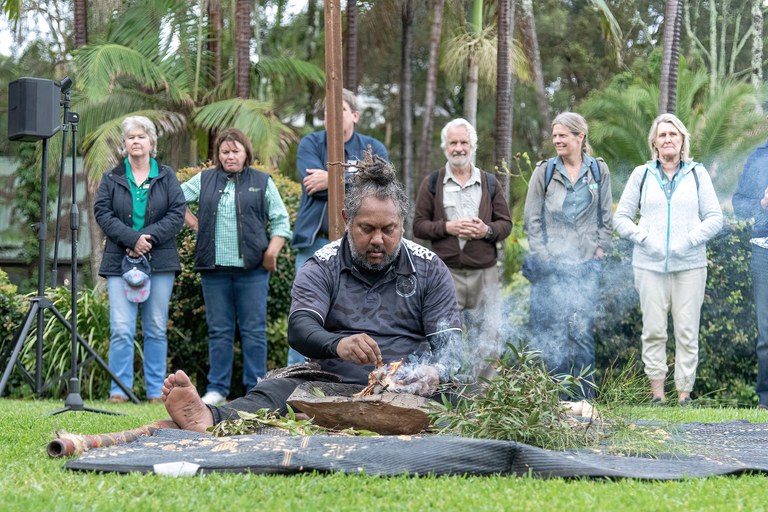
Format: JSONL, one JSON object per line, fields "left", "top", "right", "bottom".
{"left": 344, "top": 152, "right": 409, "bottom": 223}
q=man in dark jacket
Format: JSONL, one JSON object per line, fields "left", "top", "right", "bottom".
{"left": 733, "top": 141, "right": 768, "bottom": 410}
{"left": 413, "top": 118, "right": 512, "bottom": 350}
{"left": 288, "top": 88, "right": 388, "bottom": 365}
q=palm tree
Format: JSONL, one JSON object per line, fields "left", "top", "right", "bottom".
{"left": 235, "top": 0, "right": 251, "bottom": 99}
{"left": 440, "top": 1, "right": 525, "bottom": 130}
{"left": 208, "top": 0, "right": 222, "bottom": 87}
{"left": 344, "top": 0, "right": 358, "bottom": 92}
{"left": 462, "top": 0, "right": 483, "bottom": 127}
{"left": 400, "top": 0, "right": 415, "bottom": 209}
{"left": 304, "top": 0, "right": 320, "bottom": 128}
{"left": 494, "top": 0, "right": 513, "bottom": 193}
{"left": 415, "top": 0, "right": 445, "bottom": 185}
{"left": 518, "top": 0, "right": 549, "bottom": 146}
{"left": 581, "top": 66, "right": 768, "bottom": 193}
{"left": 73, "top": 0, "right": 87, "bottom": 48}
{"left": 750, "top": 0, "right": 763, "bottom": 89}
{"left": 659, "top": 0, "right": 682, "bottom": 114}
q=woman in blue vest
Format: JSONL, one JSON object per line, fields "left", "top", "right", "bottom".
{"left": 94, "top": 116, "right": 186, "bottom": 403}
{"left": 181, "top": 129, "right": 292, "bottom": 405}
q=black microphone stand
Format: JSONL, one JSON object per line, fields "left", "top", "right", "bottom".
{"left": 47, "top": 81, "right": 136, "bottom": 415}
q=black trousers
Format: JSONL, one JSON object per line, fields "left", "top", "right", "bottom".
{"left": 210, "top": 377, "right": 309, "bottom": 423}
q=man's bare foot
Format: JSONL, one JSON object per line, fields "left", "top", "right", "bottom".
{"left": 162, "top": 370, "right": 215, "bottom": 433}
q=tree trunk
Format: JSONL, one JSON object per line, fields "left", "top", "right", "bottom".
{"left": 462, "top": 0, "right": 483, "bottom": 128}
{"left": 86, "top": 175, "right": 104, "bottom": 290}
{"left": 659, "top": 0, "right": 682, "bottom": 114}
{"left": 72, "top": 0, "right": 100, "bottom": 284}
{"left": 209, "top": 0, "right": 222, "bottom": 87}
{"left": 416, "top": 0, "right": 445, "bottom": 185}
{"left": 73, "top": 0, "right": 88, "bottom": 48}
{"left": 305, "top": 0, "right": 319, "bottom": 127}
{"left": 495, "top": 0, "right": 514, "bottom": 194}
{"left": 708, "top": 0, "right": 717, "bottom": 97}
{"left": 494, "top": 0, "right": 515, "bottom": 276}
{"left": 751, "top": 0, "right": 763, "bottom": 88}
{"left": 518, "top": 0, "right": 549, "bottom": 147}
{"left": 235, "top": 0, "right": 251, "bottom": 99}
{"left": 344, "top": 0, "right": 358, "bottom": 92}
{"left": 401, "top": 0, "right": 415, "bottom": 230}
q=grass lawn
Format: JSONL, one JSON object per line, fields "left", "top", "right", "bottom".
{"left": 1, "top": 398, "right": 767, "bottom": 512}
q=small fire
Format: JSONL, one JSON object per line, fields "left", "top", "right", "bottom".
{"left": 353, "top": 359, "right": 439, "bottom": 397}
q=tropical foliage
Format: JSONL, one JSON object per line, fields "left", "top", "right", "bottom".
{"left": 581, "top": 60, "right": 768, "bottom": 193}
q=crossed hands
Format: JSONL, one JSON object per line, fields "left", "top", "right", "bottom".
{"left": 445, "top": 217, "right": 488, "bottom": 240}
{"left": 127, "top": 234, "right": 153, "bottom": 258}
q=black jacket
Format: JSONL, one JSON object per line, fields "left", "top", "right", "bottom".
{"left": 94, "top": 160, "right": 186, "bottom": 277}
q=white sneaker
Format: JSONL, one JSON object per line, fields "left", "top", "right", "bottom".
{"left": 201, "top": 390, "right": 227, "bottom": 405}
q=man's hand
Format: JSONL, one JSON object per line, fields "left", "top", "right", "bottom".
{"left": 465, "top": 217, "right": 489, "bottom": 239}
{"left": 446, "top": 217, "right": 488, "bottom": 240}
{"left": 132, "top": 234, "right": 153, "bottom": 256}
{"left": 303, "top": 168, "right": 328, "bottom": 196}
{"left": 336, "top": 334, "right": 383, "bottom": 366}
{"left": 393, "top": 364, "right": 440, "bottom": 395}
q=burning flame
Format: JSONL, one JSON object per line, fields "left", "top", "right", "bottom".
{"left": 354, "top": 359, "right": 405, "bottom": 397}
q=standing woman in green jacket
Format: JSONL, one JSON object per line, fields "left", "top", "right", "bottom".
{"left": 181, "top": 128, "right": 292, "bottom": 406}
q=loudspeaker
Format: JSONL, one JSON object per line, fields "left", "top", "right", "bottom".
{"left": 8, "top": 77, "right": 61, "bottom": 141}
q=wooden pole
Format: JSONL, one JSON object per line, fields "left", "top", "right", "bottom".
{"left": 324, "top": 0, "right": 345, "bottom": 240}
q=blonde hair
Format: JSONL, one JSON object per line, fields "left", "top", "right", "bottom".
{"left": 552, "top": 112, "right": 592, "bottom": 155}
{"left": 647, "top": 113, "right": 692, "bottom": 163}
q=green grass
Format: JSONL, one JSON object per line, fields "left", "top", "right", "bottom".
{"left": 1, "top": 398, "right": 767, "bottom": 511}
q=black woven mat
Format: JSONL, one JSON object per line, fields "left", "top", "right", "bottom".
{"left": 64, "top": 421, "right": 768, "bottom": 479}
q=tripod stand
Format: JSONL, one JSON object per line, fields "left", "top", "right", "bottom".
{"left": 0, "top": 81, "right": 139, "bottom": 412}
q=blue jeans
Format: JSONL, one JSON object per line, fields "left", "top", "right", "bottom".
{"left": 202, "top": 267, "right": 269, "bottom": 396}
{"left": 286, "top": 237, "right": 329, "bottom": 366}
{"left": 529, "top": 261, "right": 600, "bottom": 399}
{"left": 107, "top": 272, "right": 175, "bottom": 399}
{"left": 752, "top": 245, "right": 768, "bottom": 406}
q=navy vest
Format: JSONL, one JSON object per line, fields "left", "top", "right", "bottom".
{"left": 195, "top": 167, "right": 270, "bottom": 270}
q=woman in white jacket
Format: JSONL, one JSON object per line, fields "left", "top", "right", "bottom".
{"left": 614, "top": 113, "right": 723, "bottom": 406}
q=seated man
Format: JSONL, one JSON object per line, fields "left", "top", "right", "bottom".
{"left": 162, "top": 156, "right": 463, "bottom": 432}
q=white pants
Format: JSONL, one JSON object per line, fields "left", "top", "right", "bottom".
{"left": 634, "top": 267, "right": 707, "bottom": 392}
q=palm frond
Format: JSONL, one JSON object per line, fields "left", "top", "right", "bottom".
{"left": 192, "top": 99, "right": 297, "bottom": 165}
{"left": 255, "top": 56, "right": 325, "bottom": 86}
{"left": 73, "top": 43, "right": 192, "bottom": 105}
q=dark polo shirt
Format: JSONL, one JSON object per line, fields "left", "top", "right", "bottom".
{"left": 289, "top": 235, "right": 462, "bottom": 384}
